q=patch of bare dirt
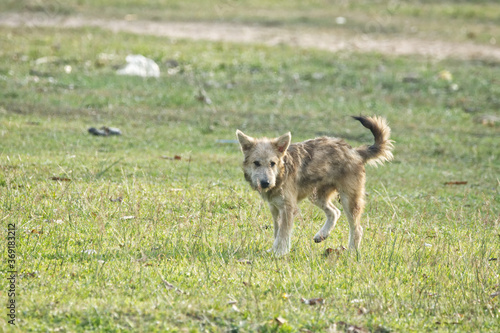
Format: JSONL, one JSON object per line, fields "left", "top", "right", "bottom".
{"left": 1, "top": 12, "right": 499, "bottom": 60}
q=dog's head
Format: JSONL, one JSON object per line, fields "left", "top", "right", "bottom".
{"left": 236, "top": 130, "right": 291, "bottom": 192}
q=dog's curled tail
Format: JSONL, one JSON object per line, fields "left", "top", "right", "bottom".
{"left": 352, "top": 115, "right": 394, "bottom": 166}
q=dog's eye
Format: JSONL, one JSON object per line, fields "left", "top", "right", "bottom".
{"left": 270, "top": 161, "right": 276, "bottom": 167}
{"left": 253, "top": 161, "right": 261, "bottom": 167}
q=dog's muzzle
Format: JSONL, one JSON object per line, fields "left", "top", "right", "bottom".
{"left": 260, "top": 180, "right": 271, "bottom": 189}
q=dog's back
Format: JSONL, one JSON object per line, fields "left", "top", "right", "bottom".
{"left": 281, "top": 116, "right": 393, "bottom": 200}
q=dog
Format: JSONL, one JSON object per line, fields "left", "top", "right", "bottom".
{"left": 236, "top": 116, "right": 393, "bottom": 256}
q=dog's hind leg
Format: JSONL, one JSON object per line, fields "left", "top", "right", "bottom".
{"left": 339, "top": 188, "right": 365, "bottom": 250}
{"left": 312, "top": 189, "right": 341, "bottom": 243}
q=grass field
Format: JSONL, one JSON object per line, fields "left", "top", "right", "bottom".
{"left": 1, "top": 1, "right": 499, "bottom": 332}
{"left": 2, "top": 0, "right": 500, "bottom": 44}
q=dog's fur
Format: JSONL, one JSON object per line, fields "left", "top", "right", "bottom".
{"left": 236, "top": 116, "right": 393, "bottom": 256}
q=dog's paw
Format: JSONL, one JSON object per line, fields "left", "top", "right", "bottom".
{"left": 273, "top": 248, "right": 289, "bottom": 257}
{"left": 266, "top": 247, "right": 286, "bottom": 256}
{"left": 313, "top": 232, "right": 328, "bottom": 243}
{"left": 272, "top": 242, "right": 290, "bottom": 257}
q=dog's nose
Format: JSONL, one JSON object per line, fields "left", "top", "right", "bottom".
{"left": 260, "top": 180, "right": 270, "bottom": 188}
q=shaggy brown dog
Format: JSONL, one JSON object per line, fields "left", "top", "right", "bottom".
{"left": 236, "top": 116, "right": 393, "bottom": 256}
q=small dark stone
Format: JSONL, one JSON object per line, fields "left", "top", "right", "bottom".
{"left": 88, "top": 127, "right": 108, "bottom": 136}
{"left": 165, "top": 59, "right": 179, "bottom": 68}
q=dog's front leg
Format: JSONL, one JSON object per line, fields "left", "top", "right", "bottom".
{"left": 269, "top": 204, "right": 279, "bottom": 240}
{"left": 266, "top": 204, "right": 280, "bottom": 253}
{"left": 272, "top": 203, "right": 294, "bottom": 256}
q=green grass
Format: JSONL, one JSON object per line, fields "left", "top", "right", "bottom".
{"left": 2, "top": 0, "right": 500, "bottom": 44}
{"left": 1, "top": 8, "right": 500, "bottom": 333}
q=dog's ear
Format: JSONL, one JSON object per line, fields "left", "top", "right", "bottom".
{"left": 273, "top": 132, "right": 291, "bottom": 155}
{"left": 236, "top": 130, "right": 255, "bottom": 152}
